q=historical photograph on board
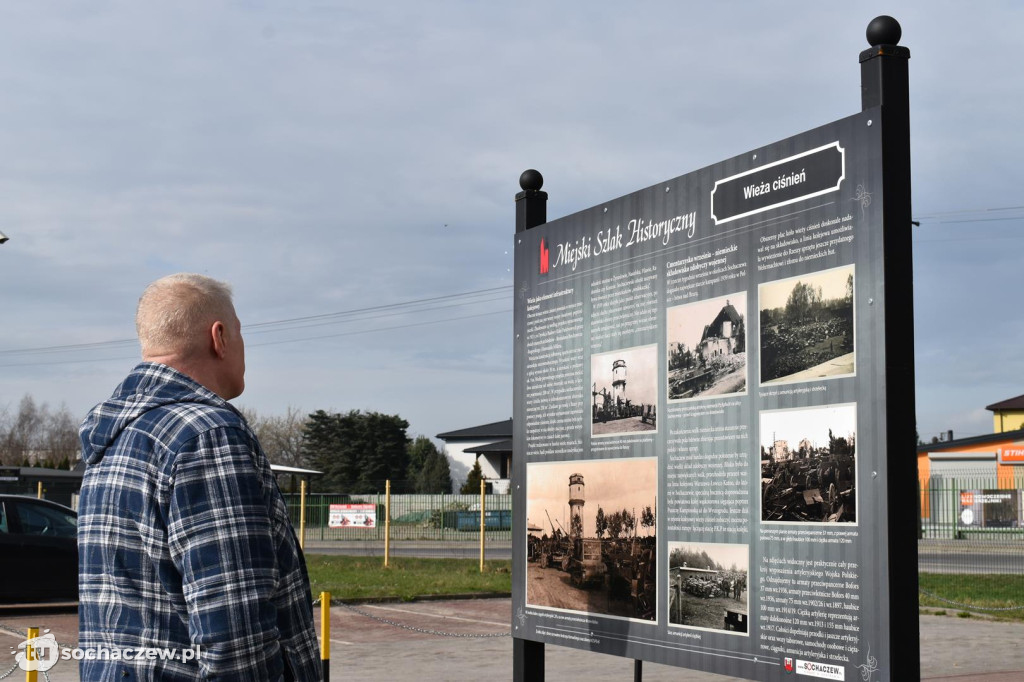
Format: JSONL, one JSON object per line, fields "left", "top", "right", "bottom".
{"left": 667, "top": 293, "right": 747, "bottom": 401}
{"left": 760, "top": 403, "right": 857, "bottom": 523}
{"left": 527, "top": 458, "right": 657, "bottom": 622}
{"left": 759, "top": 264, "right": 855, "bottom": 385}
{"left": 591, "top": 345, "right": 658, "bottom": 437}
{"left": 667, "top": 542, "right": 749, "bottom": 635}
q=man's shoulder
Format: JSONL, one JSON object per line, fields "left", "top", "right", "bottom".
{"left": 137, "top": 400, "right": 251, "bottom": 450}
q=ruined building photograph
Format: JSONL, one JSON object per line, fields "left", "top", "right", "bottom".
{"left": 667, "top": 293, "right": 747, "bottom": 401}
{"left": 591, "top": 345, "right": 658, "bottom": 437}
{"left": 760, "top": 403, "right": 858, "bottom": 523}
{"left": 758, "top": 264, "right": 855, "bottom": 385}
{"left": 526, "top": 457, "right": 657, "bottom": 621}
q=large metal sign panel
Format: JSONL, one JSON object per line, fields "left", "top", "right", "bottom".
{"left": 513, "top": 109, "right": 889, "bottom": 681}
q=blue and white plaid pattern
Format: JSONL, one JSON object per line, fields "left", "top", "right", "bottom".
{"left": 78, "top": 362, "right": 321, "bottom": 681}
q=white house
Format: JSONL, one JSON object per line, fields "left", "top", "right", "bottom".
{"left": 436, "top": 419, "right": 512, "bottom": 494}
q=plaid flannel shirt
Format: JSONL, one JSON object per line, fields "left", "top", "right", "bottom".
{"left": 78, "top": 362, "right": 320, "bottom": 681}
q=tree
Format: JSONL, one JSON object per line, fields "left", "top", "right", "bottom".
{"left": 243, "top": 406, "right": 307, "bottom": 469}
{"left": 641, "top": 505, "right": 655, "bottom": 532}
{"left": 606, "top": 511, "right": 624, "bottom": 539}
{"left": 622, "top": 508, "right": 636, "bottom": 538}
{"left": 0, "top": 396, "right": 79, "bottom": 466}
{"left": 570, "top": 513, "right": 583, "bottom": 538}
{"left": 595, "top": 506, "right": 607, "bottom": 539}
{"left": 460, "top": 459, "right": 486, "bottom": 494}
{"left": 407, "top": 436, "right": 452, "bottom": 494}
{"left": 301, "top": 409, "right": 410, "bottom": 493}
{"left": 785, "top": 281, "right": 813, "bottom": 324}
{"left": 407, "top": 436, "right": 437, "bottom": 480}
{"left": 43, "top": 406, "right": 79, "bottom": 466}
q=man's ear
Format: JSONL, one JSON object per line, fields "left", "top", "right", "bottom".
{"left": 211, "top": 320, "right": 227, "bottom": 359}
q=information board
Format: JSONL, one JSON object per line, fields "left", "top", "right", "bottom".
{"left": 513, "top": 109, "right": 891, "bottom": 681}
{"left": 328, "top": 503, "right": 377, "bottom": 528}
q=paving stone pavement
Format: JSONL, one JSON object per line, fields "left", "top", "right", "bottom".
{"left": 3, "top": 601, "right": 1024, "bottom": 680}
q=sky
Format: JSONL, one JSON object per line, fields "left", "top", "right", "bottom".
{"left": 526, "top": 457, "right": 657, "bottom": 538}
{"left": 759, "top": 265, "right": 852, "bottom": 311}
{"left": 1, "top": 2, "right": 1022, "bottom": 448}
{"left": 759, "top": 404, "right": 858, "bottom": 451}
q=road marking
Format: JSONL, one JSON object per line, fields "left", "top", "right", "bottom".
{"left": 330, "top": 638, "right": 354, "bottom": 645}
{"left": 361, "top": 604, "right": 508, "bottom": 628}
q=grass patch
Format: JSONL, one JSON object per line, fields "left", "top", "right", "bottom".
{"left": 919, "top": 573, "right": 1024, "bottom": 621}
{"left": 305, "top": 554, "right": 512, "bottom": 602}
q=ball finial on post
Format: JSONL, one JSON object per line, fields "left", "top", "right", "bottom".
{"left": 866, "top": 15, "right": 901, "bottom": 47}
{"left": 519, "top": 169, "right": 544, "bottom": 192}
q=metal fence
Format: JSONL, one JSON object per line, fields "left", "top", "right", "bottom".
{"left": 282, "top": 489, "right": 512, "bottom": 560}
{"left": 918, "top": 476, "right": 1024, "bottom": 577}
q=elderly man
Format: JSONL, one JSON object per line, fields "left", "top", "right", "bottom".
{"left": 78, "top": 273, "right": 320, "bottom": 681}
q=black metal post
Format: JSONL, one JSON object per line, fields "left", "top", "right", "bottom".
{"left": 634, "top": 659, "right": 643, "bottom": 682}
{"left": 513, "top": 168, "right": 547, "bottom": 682}
{"left": 860, "top": 16, "right": 920, "bottom": 681}
{"left": 515, "top": 169, "right": 548, "bottom": 234}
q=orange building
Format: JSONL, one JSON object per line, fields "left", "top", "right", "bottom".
{"left": 917, "top": 395, "right": 1024, "bottom": 521}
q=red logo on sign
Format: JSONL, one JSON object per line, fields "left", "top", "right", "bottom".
{"left": 960, "top": 492, "right": 974, "bottom": 506}
{"left": 784, "top": 657, "right": 794, "bottom": 673}
{"left": 539, "top": 239, "right": 550, "bottom": 274}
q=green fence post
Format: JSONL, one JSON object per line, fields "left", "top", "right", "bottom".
{"left": 951, "top": 478, "right": 958, "bottom": 540}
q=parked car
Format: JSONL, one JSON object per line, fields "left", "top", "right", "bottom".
{"left": 0, "top": 495, "right": 78, "bottom": 602}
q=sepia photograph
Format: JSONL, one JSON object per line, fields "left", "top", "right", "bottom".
{"left": 760, "top": 403, "right": 857, "bottom": 523}
{"left": 759, "top": 265, "right": 855, "bottom": 385}
{"left": 667, "top": 293, "right": 747, "bottom": 401}
{"left": 667, "top": 542, "right": 749, "bottom": 635}
{"left": 591, "top": 345, "right": 658, "bottom": 437}
{"left": 526, "top": 458, "right": 657, "bottom": 621}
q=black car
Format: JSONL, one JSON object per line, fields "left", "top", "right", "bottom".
{"left": 0, "top": 495, "right": 78, "bottom": 602}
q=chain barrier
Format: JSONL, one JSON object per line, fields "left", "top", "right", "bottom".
{"left": 314, "top": 597, "right": 509, "bottom": 638}
{"left": 0, "top": 622, "right": 73, "bottom": 681}
{"left": 919, "top": 588, "right": 1024, "bottom": 612}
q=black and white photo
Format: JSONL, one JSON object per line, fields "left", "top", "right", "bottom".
{"left": 760, "top": 403, "right": 857, "bottom": 523}
{"left": 591, "top": 345, "right": 658, "bottom": 437}
{"left": 667, "top": 293, "right": 747, "bottom": 401}
{"left": 759, "top": 265, "right": 855, "bottom": 385}
{"left": 667, "top": 542, "right": 749, "bottom": 635}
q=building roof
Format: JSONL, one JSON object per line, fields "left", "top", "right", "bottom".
{"left": 271, "top": 465, "right": 323, "bottom": 475}
{"left": 0, "top": 466, "right": 84, "bottom": 480}
{"left": 701, "top": 303, "right": 743, "bottom": 342}
{"left": 465, "top": 439, "right": 512, "bottom": 455}
{"left": 986, "top": 394, "right": 1024, "bottom": 411}
{"left": 916, "top": 427, "right": 1024, "bottom": 453}
{"left": 437, "top": 419, "right": 512, "bottom": 440}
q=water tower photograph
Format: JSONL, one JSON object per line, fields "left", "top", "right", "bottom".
{"left": 590, "top": 344, "right": 658, "bottom": 437}
{"left": 526, "top": 457, "right": 657, "bottom": 621}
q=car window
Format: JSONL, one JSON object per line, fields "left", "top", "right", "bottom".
{"left": 12, "top": 501, "right": 77, "bottom": 538}
{"left": 0, "top": 503, "right": 7, "bottom": 533}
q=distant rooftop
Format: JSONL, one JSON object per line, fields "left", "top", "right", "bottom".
{"left": 437, "top": 419, "right": 512, "bottom": 440}
{"left": 465, "top": 439, "right": 512, "bottom": 455}
{"left": 986, "top": 394, "right": 1024, "bottom": 411}
{"left": 917, "top": 427, "right": 1024, "bottom": 453}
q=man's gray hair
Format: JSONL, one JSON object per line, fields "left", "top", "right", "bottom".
{"left": 136, "top": 273, "right": 236, "bottom": 358}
